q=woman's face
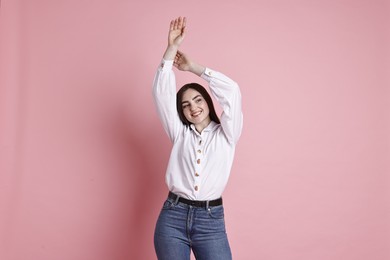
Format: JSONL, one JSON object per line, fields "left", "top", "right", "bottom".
{"left": 181, "top": 88, "right": 210, "bottom": 127}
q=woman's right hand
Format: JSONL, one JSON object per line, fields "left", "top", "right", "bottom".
{"left": 168, "top": 17, "right": 186, "bottom": 48}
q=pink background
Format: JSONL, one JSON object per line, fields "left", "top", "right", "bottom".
{"left": 1, "top": 0, "right": 389, "bottom": 259}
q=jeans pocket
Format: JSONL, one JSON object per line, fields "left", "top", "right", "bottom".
{"left": 207, "top": 205, "right": 225, "bottom": 219}
{"left": 161, "top": 199, "right": 174, "bottom": 210}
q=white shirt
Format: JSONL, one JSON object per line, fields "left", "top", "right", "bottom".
{"left": 153, "top": 59, "right": 243, "bottom": 200}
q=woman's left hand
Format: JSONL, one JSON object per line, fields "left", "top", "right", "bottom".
{"left": 174, "top": 50, "right": 192, "bottom": 71}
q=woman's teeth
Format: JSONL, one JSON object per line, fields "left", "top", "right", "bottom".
{"left": 192, "top": 111, "right": 202, "bottom": 117}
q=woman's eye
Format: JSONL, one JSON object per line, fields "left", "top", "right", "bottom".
{"left": 182, "top": 104, "right": 189, "bottom": 109}
{"left": 196, "top": 99, "right": 202, "bottom": 103}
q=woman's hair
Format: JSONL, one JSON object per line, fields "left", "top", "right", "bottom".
{"left": 176, "top": 83, "right": 220, "bottom": 126}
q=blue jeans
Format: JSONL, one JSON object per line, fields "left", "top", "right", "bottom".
{"left": 154, "top": 197, "right": 232, "bottom": 260}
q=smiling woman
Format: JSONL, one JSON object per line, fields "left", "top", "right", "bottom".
{"left": 181, "top": 88, "right": 211, "bottom": 132}
{"left": 152, "top": 16, "right": 243, "bottom": 260}
{"left": 176, "top": 82, "right": 221, "bottom": 133}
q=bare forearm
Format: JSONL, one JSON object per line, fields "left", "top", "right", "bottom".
{"left": 163, "top": 45, "right": 179, "bottom": 61}
{"left": 188, "top": 61, "right": 205, "bottom": 77}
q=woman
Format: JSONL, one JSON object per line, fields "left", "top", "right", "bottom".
{"left": 153, "top": 16, "right": 243, "bottom": 260}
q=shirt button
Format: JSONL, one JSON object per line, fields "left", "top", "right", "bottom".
{"left": 195, "top": 172, "right": 199, "bottom": 177}
{"left": 197, "top": 159, "right": 201, "bottom": 164}
{"left": 194, "top": 185, "right": 199, "bottom": 191}
{"left": 197, "top": 149, "right": 201, "bottom": 154}
{"left": 199, "top": 140, "right": 202, "bottom": 145}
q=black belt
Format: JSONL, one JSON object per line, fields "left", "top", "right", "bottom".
{"left": 168, "top": 191, "right": 223, "bottom": 208}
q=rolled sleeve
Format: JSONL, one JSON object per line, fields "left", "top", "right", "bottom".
{"left": 159, "top": 59, "right": 174, "bottom": 72}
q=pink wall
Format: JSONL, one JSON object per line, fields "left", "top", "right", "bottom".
{"left": 1, "top": 0, "right": 389, "bottom": 259}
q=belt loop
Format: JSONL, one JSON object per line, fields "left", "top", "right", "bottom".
{"left": 206, "top": 200, "right": 210, "bottom": 210}
{"left": 174, "top": 194, "right": 180, "bottom": 205}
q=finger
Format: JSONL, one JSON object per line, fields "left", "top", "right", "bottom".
{"left": 182, "top": 17, "right": 187, "bottom": 35}
{"left": 178, "top": 16, "right": 183, "bottom": 29}
{"left": 174, "top": 17, "right": 180, "bottom": 30}
{"left": 177, "top": 50, "right": 186, "bottom": 59}
{"left": 173, "top": 59, "right": 179, "bottom": 67}
{"left": 182, "top": 17, "right": 187, "bottom": 29}
{"left": 169, "top": 20, "right": 174, "bottom": 31}
{"left": 181, "top": 25, "right": 186, "bottom": 36}
{"left": 175, "top": 52, "right": 180, "bottom": 59}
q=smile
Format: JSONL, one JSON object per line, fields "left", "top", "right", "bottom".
{"left": 191, "top": 110, "right": 202, "bottom": 117}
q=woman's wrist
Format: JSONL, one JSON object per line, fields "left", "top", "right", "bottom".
{"left": 189, "top": 61, "right": 205, "bottom": 77}
{"left": 163, "top": 45, "right": 179, "bottom": 61}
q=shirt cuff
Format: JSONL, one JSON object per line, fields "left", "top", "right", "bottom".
{"left": 159, "top": 59, "right": 174, "bottom": 72}
{"left": 201, "top": 67, "right": 213, "bottom": 81}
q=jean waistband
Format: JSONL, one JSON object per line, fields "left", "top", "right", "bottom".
{"left": 168, "top": 191, "right": 223, "bottom": 208}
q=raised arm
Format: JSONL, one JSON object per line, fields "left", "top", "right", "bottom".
{"left": 174, "top": 50, "right": 205, "bottom": 76}
{"left": 174, "top": 51, "right": 243, "bottom": 144}
{"left": 154, "top": 17, "right": 243, "bottom": 144}
{"left": 163, "top": 17, "right": 187, "bottom": 61}
{"left": 202, "top": 68, "right": 243, "bottom": 144}
{"left": 153, "top": 17, "right": 187, "bottom": 142}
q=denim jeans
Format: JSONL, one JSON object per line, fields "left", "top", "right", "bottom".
{"left": 154, "top": 197, "right": 232, "bottom": 260}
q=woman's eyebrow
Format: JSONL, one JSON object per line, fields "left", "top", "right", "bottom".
{"left": 182, "top": 95, "right": 202, "bottom": 104}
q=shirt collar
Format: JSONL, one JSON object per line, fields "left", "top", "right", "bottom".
{"left": 190, "top": 121, "right": 219, "bottom": 134}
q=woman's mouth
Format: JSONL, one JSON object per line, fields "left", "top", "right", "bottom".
{"left": 191, "top": 110, "right": 202, "bottom": 117}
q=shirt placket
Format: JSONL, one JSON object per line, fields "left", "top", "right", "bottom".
{"left": 193, "top": 135, "right": 204, "bottom": 196}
